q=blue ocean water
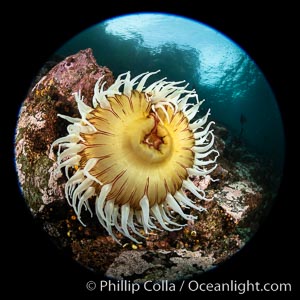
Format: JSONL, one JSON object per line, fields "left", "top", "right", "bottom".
{"left": 57, "top": 13, "right": 285, "bottom": 172}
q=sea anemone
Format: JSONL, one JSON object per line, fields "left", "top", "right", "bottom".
{"left": 51, "top": 70, "right": 219, "bottom": 244}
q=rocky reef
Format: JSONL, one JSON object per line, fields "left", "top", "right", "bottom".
{"left": 15, "top": 49, "right": 114, "bottom": 212}
{"left": 15, "top": 49, "right": 279, "bottom": 281}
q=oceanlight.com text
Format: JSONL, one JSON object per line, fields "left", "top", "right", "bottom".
{"left": 86, "top": 279, "right": 292, "bottom": 294}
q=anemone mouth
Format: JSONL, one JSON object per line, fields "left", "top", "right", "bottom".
{"left": 81, "top": 91, "right": 194, "bottom": 209}
{"left": 52, "top": 71, "right": 219, "bottom": 244}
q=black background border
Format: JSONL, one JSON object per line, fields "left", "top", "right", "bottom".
{"left": 4, "top": 1, "right": 296, "bottom": 297}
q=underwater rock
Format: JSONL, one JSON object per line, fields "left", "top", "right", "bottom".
{"left": 105, "top": 250, "right": 214, "bottom": 281}
{"left": 15, "top": 49, "right": 274, "bottom": 281}
{"left": 15, "top": 48, "right": 114, "bottom": 214}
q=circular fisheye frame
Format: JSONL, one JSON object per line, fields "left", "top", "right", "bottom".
{"left": 15, "top": 13, "right": 284, "bottom": 281}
